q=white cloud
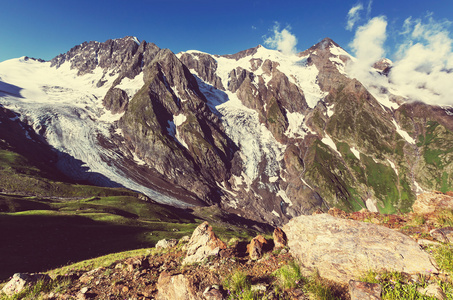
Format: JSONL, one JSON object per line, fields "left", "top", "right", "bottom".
{"left": 348, "top": 16, "right": 387, "bottom": 83}
{"left": 346, "top": 12, "right": 453, "bottom": 107}
{"left": 390, "top": 16, "right": 453, "bottom": 105}
{"left": 264, "top": 23, "right": 298, "bottom": 55}
{"left": 346, "top": 3, "right": 364, "bottom": 31}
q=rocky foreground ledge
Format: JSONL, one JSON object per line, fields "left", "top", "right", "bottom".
{"left": 2, "top": 192, "right": 453, "bottom": 299}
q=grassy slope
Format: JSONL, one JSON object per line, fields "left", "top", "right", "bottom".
{"left": 0, "top": 148, "right": 266, "bottom": 281}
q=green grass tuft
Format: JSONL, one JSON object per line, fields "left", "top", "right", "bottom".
{"left": 273, "top": 261, "right": 304, "bottom": 290}
{"left": 304, "top": 270, "right": 338, "bottom": 300}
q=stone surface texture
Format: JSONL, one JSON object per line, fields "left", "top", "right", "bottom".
{"left": 283, "top": 214, "right": 438, "bottom": 283}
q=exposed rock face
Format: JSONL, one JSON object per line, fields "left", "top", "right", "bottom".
{"left": 50, "top": 36, "right": 142, "bottom": 76}
{"left": 413, "top": 192, "right": 453, "bottom": 214}
{"left": 183, "top": 222, "right": 227, "bottom": 264}
{"left": 102, "top": 87, "right": 129, "bottom": 113}
{"left": 283, "top": 214, "right": 438, "bottom": 283}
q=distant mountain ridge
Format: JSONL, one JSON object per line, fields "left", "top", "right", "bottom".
{"left": 0, "top": 36, "right": 452, "bottom": 225}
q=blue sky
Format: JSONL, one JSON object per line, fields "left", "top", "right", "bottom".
{"left": 0, "top": 0, "right": 452, "bottom": 62}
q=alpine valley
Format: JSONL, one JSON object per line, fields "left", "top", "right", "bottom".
{"left": 1, "top": 36, "right": 453, "bottom": 226}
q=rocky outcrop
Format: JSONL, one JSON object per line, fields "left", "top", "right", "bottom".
{"left": 273, "top": 227, "right": 287, "bottom": 249}
{"left": 102, "top": 87, "right": 129, "bottom": 114}
{"left": 50, "top": 36, "right": 141, "bottom": 75}
{"left": 283, "top": 214, "right": 438, "bottom": 283}
{"left": 413, "top": 192, "right": 453, "bottom": 214}
{"left": 183, "top": 222, "right": 227, "bottom": 264}
{"left": 246, "top": 235, "right": 269, "bottom": 260}
{"left": 178, "top": 52, "right": 224, "bottom": 90}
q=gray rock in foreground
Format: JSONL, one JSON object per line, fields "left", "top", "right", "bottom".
{"left": 283, "top": 214, "right": 438, "bottom": 283}
{"left": 2, "top": 273, "right": 51, "bottom": 296}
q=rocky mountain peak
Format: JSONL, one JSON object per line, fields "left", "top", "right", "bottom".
{"left": 220, "top": 45, "right": 261, "bottom": 60}
{"left": 50, "top": 36, "right": 142, "bottom": 75}
{"left": 2, "top": 35, "right": 453, "bottom": 227}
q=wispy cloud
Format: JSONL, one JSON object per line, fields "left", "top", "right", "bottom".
{"left": 366, "top": 0, "right": 373, "bottom": 18}
{"left": 263, "top": 22, "right": 298, "bottom": 55}
{"left": 346, "top": 3, "right": 364, "bottom": 31}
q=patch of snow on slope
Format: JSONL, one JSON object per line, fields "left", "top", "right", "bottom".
{"left": 392, "top": 119, "right": 415, "bottom": 144}
{"left": 329, "top": 45, "right": 354, "bottom": 76}
{"left": 387, "top": 158, "right": 398, "bottom": 176}
{"left": 366, "top": 199, "right": 379, "bottom": 212}
{"left": 350, "top": 146, "right": 361, "bottom": 160}
{"left": 174, "top": 114, "right": 188, "bottom": 149}
{"left": 166, "top": 115, "right": 188, "bottom": 149}
{"left": 326, "top": 103, "right": 335, "bottom": 117}
{"left": 285, "top": 111, "right": 307, "bottom": 139}
{"left": 301, "top": 178, "right": 313, "bottom": 190}
{"left": 0, "top": 58, "right": 185, "bottom": 207}
{"left": 132, "top": 152, "right": 146, "bottom": 166}
{"left": 132, "top": 37, "right": 140, "bottom": 45}
{"left": 277, "top": 189, "right": 292, "bottom": 206}
{"left": 414, "top": 180, "right": 425, "bottom": 194}
{"left": 321, "top": 135, "right": 342, "bottom": 157}
{"left": 116, "top": 72, "right": 144, "bottom": 99}
{"left": 269, "top": 176, "right": 279, "bottom": 183}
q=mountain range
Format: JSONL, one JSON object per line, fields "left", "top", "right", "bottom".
{"left": 1, "top": 36, "right": 452, "bottom": 226}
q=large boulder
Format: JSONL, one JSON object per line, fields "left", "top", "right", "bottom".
{"left": 183, "top": 222, "right": 227, "bottom": 264}
{"left": 283, "top": 214, "right": 438, "bottom": 283}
